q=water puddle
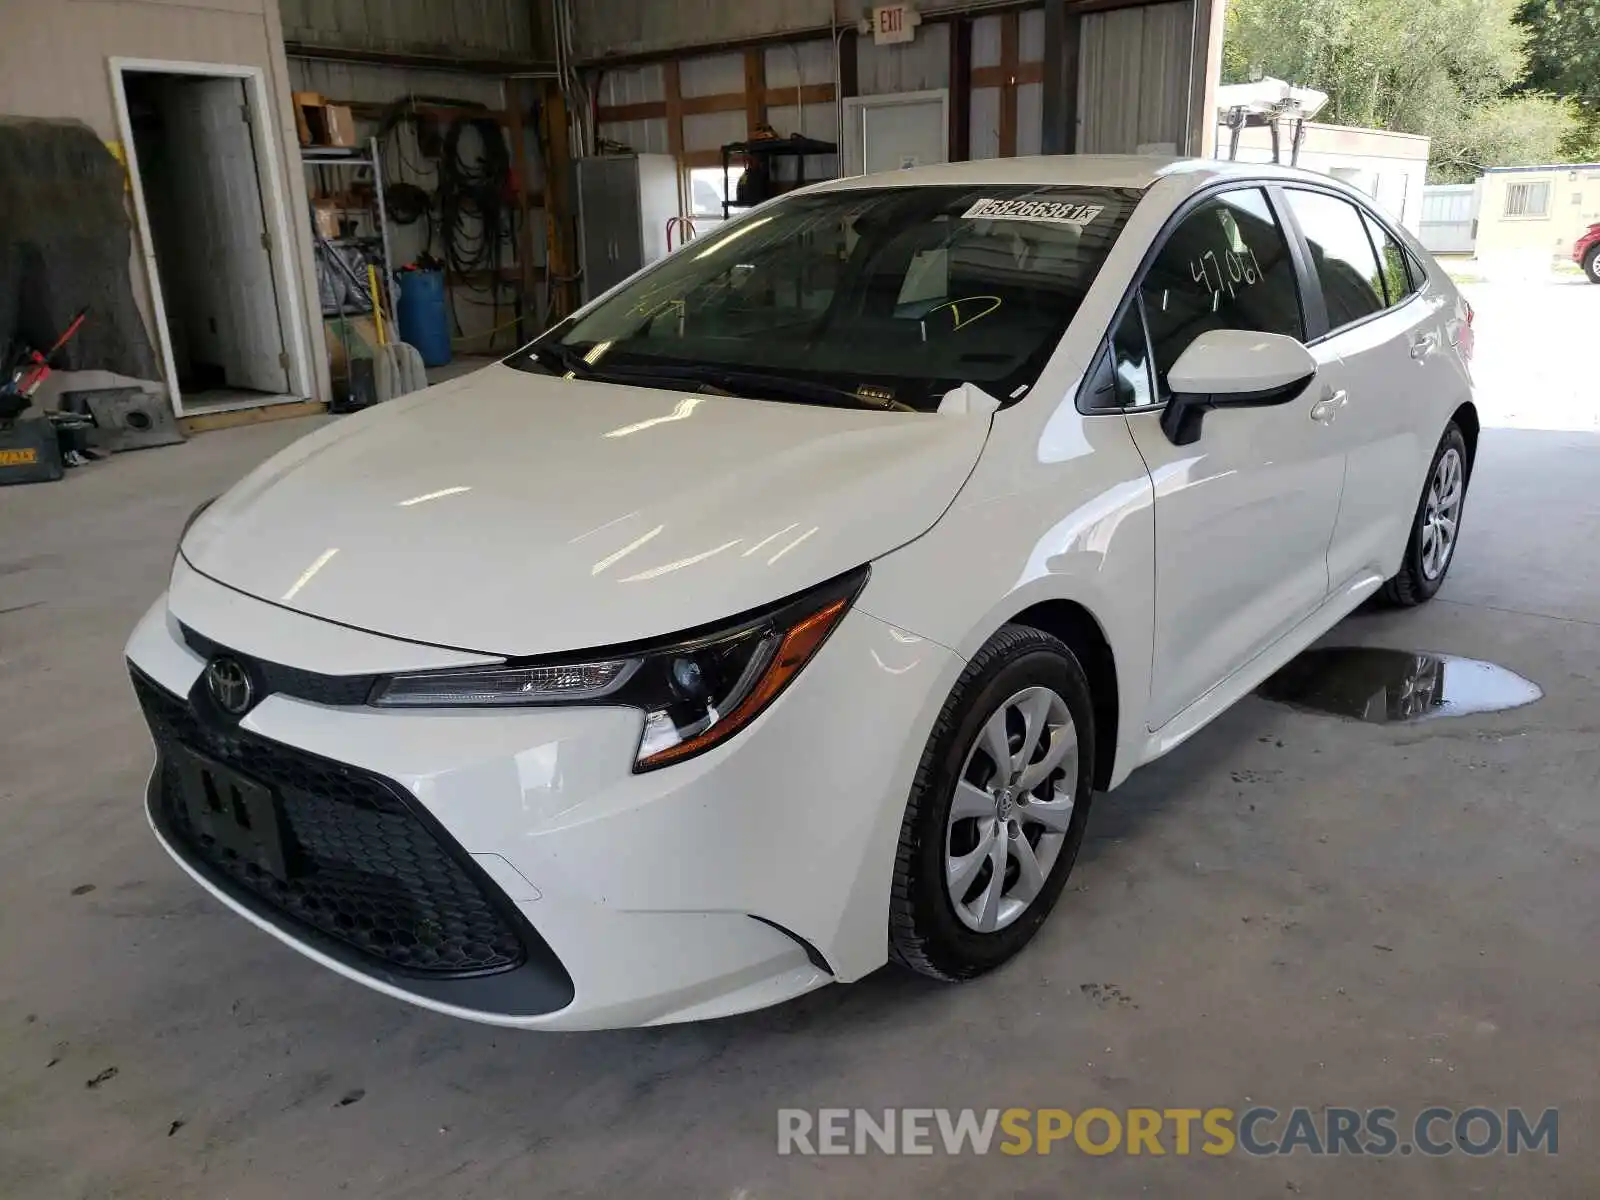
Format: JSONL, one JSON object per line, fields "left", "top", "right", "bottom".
{"left": 1257, "top": 648, "right": 1541, "bottom": 724}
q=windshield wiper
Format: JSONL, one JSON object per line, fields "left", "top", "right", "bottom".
{"left": 525, "top": 342, "right": 593, "bottom": 376}
{"left": 524, "top": 348, "right": 918, "bottom": 410}
{"left": 718, "top": 369, "right": 919, "bottom": 412}
{"left": 583, "top": 363, "right": 917, "bottom": 411}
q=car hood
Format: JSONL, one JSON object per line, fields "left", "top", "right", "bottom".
{"left": 182, "top": 365, "right": 991, "bottom": 656}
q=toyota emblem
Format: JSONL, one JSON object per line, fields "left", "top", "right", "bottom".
{"left": 206, "top": 657, "right": 255, "bottom": 716}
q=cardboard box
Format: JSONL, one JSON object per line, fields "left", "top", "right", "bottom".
{"left": 311, "top": 198, "right": 342, "bottom": 239}
{"left": 295, "top": 97, "right": 358, "bottom": 148}
{"left": 292, "top": 91, "right": 325, "bottom": 146}
{"left": 322, "top": 104, "right": 358, "bottom": 148}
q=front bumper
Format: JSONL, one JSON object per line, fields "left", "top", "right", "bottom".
{"left": 127, "top": 566, "right": 961, "bottom": 1030}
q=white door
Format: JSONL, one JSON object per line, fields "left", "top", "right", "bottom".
{"left": 1279, "top": 189, "right": 1438, "bottom": 590}
{"left": 163, "top": 76, "right": 288, "bottom": 393}
{"left": 844, "top": 93, "right": 948, "bottom": 176}
{"left": 1120, "top": 188, "right": 1347, "bottom": 728}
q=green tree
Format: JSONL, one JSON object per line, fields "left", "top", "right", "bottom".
{"left": 1517, "top": 0, "right": 1600, "bottom": 158}
{"left": 1519, "top": 0, "right": 1600, "bottom": 107}
{"left": 1224, "top": 0, "right": 1584, "bottom": 179}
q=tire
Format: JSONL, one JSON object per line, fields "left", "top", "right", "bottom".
{"left": 1584, "top": 247, "right": 1600, "bottom": 285}
{"left": 888, "top": 624, "right": 1096, "bottom": 982}
{"left": 1380, "top": 421, "right": 1470, "bottom": 607}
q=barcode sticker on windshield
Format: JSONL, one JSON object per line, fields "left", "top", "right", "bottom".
{"left": 962, "top": 198, "right": 1105, "bottom": 226}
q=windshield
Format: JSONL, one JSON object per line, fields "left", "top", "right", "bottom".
{"left": 508, "top": 184, "right": 1142, "bottom": 412}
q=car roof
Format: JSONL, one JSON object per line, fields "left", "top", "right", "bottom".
{"left": 809, "top": 154, "right": 1342, "bottom": 194}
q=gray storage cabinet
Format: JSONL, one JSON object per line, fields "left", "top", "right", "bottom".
{"left": 575, "top": 154, "right": 681, "bottom": 303}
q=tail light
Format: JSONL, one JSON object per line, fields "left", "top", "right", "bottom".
{"left": 1459, "top": 299, "right": 1474, "bottom": 361}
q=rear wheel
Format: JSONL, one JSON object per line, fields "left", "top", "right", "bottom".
{"left": 1584, "top": 247, "right": 1600, "bottom": 284}
{"left": 1380, "top": 422, "right": 1469, "bottom": 606}
{"left": 888, "top": 625, "right": 1095, "bottom": 981}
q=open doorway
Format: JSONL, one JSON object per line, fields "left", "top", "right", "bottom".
{"left": 110, "top": 61, "right": 311, "bottom": 416}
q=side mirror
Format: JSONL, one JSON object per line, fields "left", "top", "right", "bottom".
{"left": 1160, "top": 329, "right": 1317, "bottom": 446}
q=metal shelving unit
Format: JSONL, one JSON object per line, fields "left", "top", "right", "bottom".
{"left": 302, "top": 137, "right": 395, "bottom": 312}
{"left": 720, "top": 135, "right": 838, "bottom": 218}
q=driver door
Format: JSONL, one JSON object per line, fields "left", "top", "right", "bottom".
{"left": 1121, "top": 186, "right": 1349, "bottom": 729}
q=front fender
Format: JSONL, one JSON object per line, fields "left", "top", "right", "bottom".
{"left": 856, "top": 411, "right": 1156, "bottom": 789}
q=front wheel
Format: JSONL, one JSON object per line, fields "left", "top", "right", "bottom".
{"left": 888, "top": 625, "right": 1095, "bottom": 982}
{"left": 1380, "top": 422, "right": 1470, "bottom": 606}
{"left": 1584, "top": 247, "right": 1600, "bottom": 284}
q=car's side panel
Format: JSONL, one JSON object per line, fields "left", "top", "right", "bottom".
{"left": 1125, "top": 358, "right": 1345, "bottom": 729}
{"left": 1141, "top": 566, "right": 1387, "bottom": 761}
{"left": 1270, "top": 186, "right": 1472, "bottom": 589}
{"left": 1317, "top": 296, "right": 1441, "bottom": 588}
{"left": 857, "top": 397, "right": 1157, "bottom": 791}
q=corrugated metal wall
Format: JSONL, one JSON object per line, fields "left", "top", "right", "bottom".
{"left": 570, "top": 0, "right": 1030, "bottom": 60}
{"left": 764, "top": 39, "right": 837, "bottom": 144}
{"left": 572, "top": 0, "right": 830, "bottom": 61}
{"left": 280, "top": 0, "right": 535, "bottom": 59}
{"left": 858, "top": 21, "right": 950, "bottom": 94}
{"left": 1077, "top": 2, "right": 1193, "bottom": 154}
{"left": 596, "top": 64, "right": 669, "bottom": 154}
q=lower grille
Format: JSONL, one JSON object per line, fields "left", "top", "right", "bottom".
{"left": 132, "top": 668, "right": 526, "bottom": 977}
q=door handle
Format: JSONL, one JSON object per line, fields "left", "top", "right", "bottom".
{"left": 1410, "top": 332, "right": 1433, "bottom": 360}
{"left": 1310, "top": 389, "right": 1348, "bottom": 423}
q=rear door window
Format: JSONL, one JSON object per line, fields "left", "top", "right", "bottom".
{"left": 1283, "top": 190, "right": 1387, "bottom": 330}
{"left": 1360, "top": 211, "right": 1417, "bottom": 307}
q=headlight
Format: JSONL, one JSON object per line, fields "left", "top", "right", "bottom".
{"left": 368, "top": 567, "right": 868, "bottom": 771}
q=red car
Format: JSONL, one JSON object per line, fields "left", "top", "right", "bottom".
{"left": 1577, "top": 222, "right": 1600, "bottom": 283}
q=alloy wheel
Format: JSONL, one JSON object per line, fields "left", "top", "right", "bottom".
{"left": 1420, "top": 447, "right": 1464, "bottom": 581}
{"left": 944, "top": 686, "right": 1078, "bottom": 933}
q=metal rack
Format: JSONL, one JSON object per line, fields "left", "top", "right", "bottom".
{"left": 720, "top": 135, "right": 839, "bottom": 218}
{"left": 301, "top": 137, "right": 395, "bottom": 311}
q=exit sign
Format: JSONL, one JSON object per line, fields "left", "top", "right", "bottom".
{"left": 873, "top": 3, "right": 918, "bottom": 44}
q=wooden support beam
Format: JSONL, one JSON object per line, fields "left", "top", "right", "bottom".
{"left": 505, "top": 80, "right": 537, "bottom": 340}
{"left": 681, "top": 92, "right": 742, "bottom": 116}
{"left": 744, "top": 48, "right": 767, "bottom": 135}
{"left": 998, "top": 11, "right": 1020, "bottom": 158}
{"left": 664, "top": 60, "right": 686, "bottom": 214}
{"left": 664, "top": 61, "right": 685, "bottom": 156}
{"left": 949, "top": 17, "right": 972, "bottom": 162}
{"left": 539, "top": 81, "right": 577, "bottom": 322}
{"left": 180, "top": 399, "right": 327, "bottom": 436}
{"left": 764, "top": 82, "right": 837, "bottom": 108}
{"left": 970, "top": 61, "right": 1044, "bottom": 88}
{"left": 837, "top": 28, "right": 859, "bottom": 159}
{"left": 1041, "top": 0, "right": 1081, "bottom": 154}
{"left": 597, "top": 99, "right": 669, "bottom": 123}
{"left": 342, "top": 100, "right": 508, "bottom": 123}
{"left": 599, "top": 84, "right": 836, "bottom": 127}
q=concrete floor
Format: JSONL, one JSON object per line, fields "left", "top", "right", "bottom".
{"left": 2, "top": 279, "right": 1598, "bottom": 1198}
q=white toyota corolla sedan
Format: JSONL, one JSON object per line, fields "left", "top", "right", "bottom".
{"left": 127, "top": 155, "right": 1476, "bottom": 1030}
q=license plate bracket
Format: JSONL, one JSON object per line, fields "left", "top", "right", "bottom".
{"left": 174, "top": 748, "right": 290, "bottom": 882}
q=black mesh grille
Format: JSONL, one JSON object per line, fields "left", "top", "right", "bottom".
{"left": 132, "top": 669, "right": 527, "bottom": 977}
{"left": 179, "top": 623, "right": 378, "bottom": 706}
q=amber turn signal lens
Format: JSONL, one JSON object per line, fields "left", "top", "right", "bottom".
{"left": 636, "top": 597, "right": 850, "bottom": 769}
